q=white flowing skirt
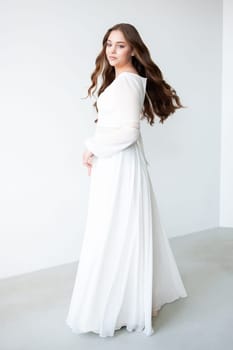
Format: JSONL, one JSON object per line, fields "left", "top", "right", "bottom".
{"left": 66, "top": 135, "right": 188, "bottom": 337}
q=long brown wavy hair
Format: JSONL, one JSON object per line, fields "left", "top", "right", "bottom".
{"left": 86, "top": 23, "right": 185, "bottom": 125}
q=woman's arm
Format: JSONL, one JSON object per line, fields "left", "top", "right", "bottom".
{"left": 85, "top": 74, "right": 143, "bottom": 158}
{"left": 85, "top": 121, "right": 140, "bottom": 158}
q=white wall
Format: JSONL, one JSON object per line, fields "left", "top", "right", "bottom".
{"left": 0, "top": 0, "right": 222, "bottom": 279}
{"left": 220, "top": 0, "right": 233, "bottom": 226}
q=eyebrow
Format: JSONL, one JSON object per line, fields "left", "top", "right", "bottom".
{"left": 106, "top": 40, "right": 126, "bottom": 44}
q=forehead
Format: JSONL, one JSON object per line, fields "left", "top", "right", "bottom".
{"left": 107, "top": 30, "right": 127, "bottom": 43}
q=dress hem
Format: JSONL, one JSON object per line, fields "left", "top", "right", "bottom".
{"left": 65, "top": 293, "right": 188, "bottom": 338}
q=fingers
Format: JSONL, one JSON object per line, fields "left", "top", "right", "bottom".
{"left": 82, "top": 151, "right": 93, "bottom": 176}
{"left": 83, "top": 160, "right": 92, "bottom": 176}
{"left": 83, "top": 156, "right": 92, "bottom": 166}
{"left": 83, "top": 155, "right": 93, "bottom": 166}
{"left": 83, "top": 161, "right": 91, "bottom": 166}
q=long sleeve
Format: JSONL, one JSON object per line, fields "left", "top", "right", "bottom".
{"left": 85, "top": 121, "right": 140, "bottom": 158}
{"left": 84, "top": 73, "right": 146, "bottom": 158}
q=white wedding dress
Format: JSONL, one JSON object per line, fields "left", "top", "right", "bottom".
{"left": 66, "top": 72, "right": 188, "bottom": 337}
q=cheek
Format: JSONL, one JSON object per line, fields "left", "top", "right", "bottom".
{"left": 118, "top": 49, "right": 131, "bottom": 59}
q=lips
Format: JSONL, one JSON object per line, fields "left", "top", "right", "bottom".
{"left": 109, "top": 56, "right": 117, "bottom": 60}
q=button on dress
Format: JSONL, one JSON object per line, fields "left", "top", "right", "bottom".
{"left": 65, "top": 72, "right": 188, "bottom": 337}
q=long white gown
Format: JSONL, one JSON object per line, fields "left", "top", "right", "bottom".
{"left": 65, "top": 71, "right": 188, "bottom": 337}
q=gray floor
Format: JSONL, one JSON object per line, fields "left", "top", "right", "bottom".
{"left": 1, "top": 227, "right": 233, "bottom": 350}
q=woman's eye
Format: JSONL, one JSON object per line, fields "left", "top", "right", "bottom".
{"left": 106, "top": 43, "right": 125, "bottom": 48}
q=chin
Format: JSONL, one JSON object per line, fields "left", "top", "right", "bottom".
{"left": 109, "top": 62, "right": 117, "bottom": 67}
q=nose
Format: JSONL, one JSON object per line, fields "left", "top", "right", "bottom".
{"left": 110, "top": 45, "right": 116, "bottom": 54}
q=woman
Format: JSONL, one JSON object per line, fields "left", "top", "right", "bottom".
{"left": 66, "top": 23, "right": 188, "bottom": 337}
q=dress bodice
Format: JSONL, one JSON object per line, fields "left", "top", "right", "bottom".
{"left": 85, "top": 72, "right": 148, "bottom": 160}
{"left": 96, "top": 72, "right": 147, "bottom": 127}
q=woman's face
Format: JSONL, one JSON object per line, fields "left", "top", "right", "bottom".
{"left": 105, "top": 30, "right": 134, "bottom": 69}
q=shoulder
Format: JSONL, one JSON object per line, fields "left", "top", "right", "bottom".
{"left": 114, "top": 72, "right": 146, "bottom": 92}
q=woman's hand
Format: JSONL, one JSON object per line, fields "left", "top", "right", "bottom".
{"left": 83, "top": 149, "right": 94, "bottom": 176}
